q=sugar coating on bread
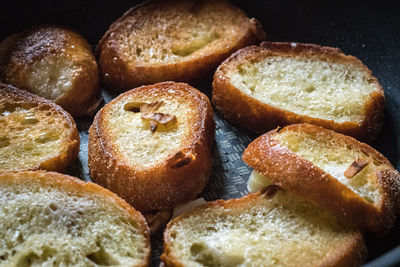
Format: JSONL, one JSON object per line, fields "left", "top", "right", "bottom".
{"left": 0, "top": 84, "right": 79, "bottom": 172}
{"left": 105, "top": 94, "right": 190, "bottom": 167}
{"left": 0, "top": 171, "right": 150, "bottom": 266}
{"left": 228, "top": 53, "right": 378, "bottom": 123}
{"left": 274, "top": 128, "right": 382, "bottom": 204}
{"left": 163, "top": 190, "right": 365, "bottom": 267}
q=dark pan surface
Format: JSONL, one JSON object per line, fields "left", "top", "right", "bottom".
{"left": 1, "top": 1, "right": 399, "bottom": 266}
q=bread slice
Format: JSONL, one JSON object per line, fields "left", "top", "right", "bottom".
{"left": 243, "top": 123, "right": 400, "bottom": 235}
{"left": 88, "top": 82, "right": 215, "bottom": 212}
{"left": 0, "top": 171, "right": 150, "bottom": 266}
{"left": 162, "top": 186, "right": 366, "bottom": 267}
{"left": 96, "top": 0, "right": 265, "bottom": 92}
{"left": 212, "top": 41, "right": 385, "bottom": 142}
{"left": 0, "top": 83, "right": 79, "bottom": 173}
{"left": 0, "top": 25, "right": 100, "bottom": 116}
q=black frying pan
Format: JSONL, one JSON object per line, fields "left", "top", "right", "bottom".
{"left": 1, "top": 1, "right": 399, "bottom": 266}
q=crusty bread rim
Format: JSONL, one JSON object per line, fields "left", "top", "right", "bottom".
{"left": 0, "top": 170, "right": 151, "bottom": 267}
{"left": 161, "top": 191, "right": 366, "bottom": 267}
{"left": 0, "top": 83, "right": 80, "bottom": 173}
{"left": 96, "top": 0, "right": 265, "bottom": 90}
{"left": 242, "top": 123, "right": 400, "bottom": 235}
{"left": 212, "top": 41, "right": 385, "bottom": 142}
{"left": 88, "top": 81, "right": 215, "bottom": 211}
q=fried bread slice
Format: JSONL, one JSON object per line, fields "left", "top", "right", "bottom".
{"left": 162, "top": 186, "right": 366, "bottom": 267}
{"left": 96, "top": 0, "right": 265, "bottom": 92}
{"left": 0, "top": 83, "right": 79, "bottom": 173}
{"left": 0, "top": 25, "right": 100, "bottom": 116}
{"left": 213, "top": 42, "right": 385, "bottom": 142}
{"left": 88, "top": 82, "right": 214, "bottom": 212}
{"left": 0, "top": 171, "right": 150, "bottom": 267}
{"left": 243, "top": 123, "right": 400, "bottom": 235}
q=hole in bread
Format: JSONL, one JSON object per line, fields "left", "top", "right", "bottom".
{"left": 206, "top": 226, "right": 217, "bottom": 232}
{"left": 86, "top": 246, "right": 118, "bottom": 266}
{"left": 171, "top": 32, "right": 220, "bottom": 57}
{"left": 190, "top": 243, "right": 218, "bottom": 266}
{"left": 191, "top": 243, "right": 206, "bottom": 255}
{"left": 0, "top": 136, "right": 10, "bottom": 148}
{"left": 124, "top": 102, "right": 145, "bottom": 113}
{"left": 170, "top": 231, "right": 177, "bottom": 239}
{"left": 16, "top": 247, "right": 57, "bottom": 267}
{"left": 49, "top": 203, "right": 58, "bottom": 211}
{"left": 17, "top": 252, "right": 40, "bottom": 266}
{"left": 21, "top": 116, "right": 39, "bottom": 125}
{"left": 35, "top": 132, "right": 59, "bottom": 143}
{"left": 305, "top": 85, "right": 315, "bottom": 92}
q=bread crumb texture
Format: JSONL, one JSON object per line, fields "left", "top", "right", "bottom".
{"left": 110, "top": 0, "right": 252, "bottom": 64}
{"left": 24, "top": 55, "right": 82, "bottom": 101}
{"left": 0, "top": 173, "right": 148, "bottom": 266}
{"left": 275, "top": 129, "right": 383, "bottom": 204}
{"left": 104, "top": 93, "right": 190, "bottom": 167}
{"left": 165, "top": 191, "right": 359, "bottom": 267}
{"left": 0, "top": 104, "right": 66, "bottom": 171}
{"left": 228, "top": 57, "right": 378, "bottom": 123}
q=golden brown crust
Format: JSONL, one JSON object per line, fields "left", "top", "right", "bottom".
{"left": 0, "top": 25, "right": 100, "bottom": 116}
{"left": 212, "top": 41, "right": 385, "bottom": 142}
{"left": 88, "top": 82, "right": 215, "bottom": 212}
{"left": 242, "top": 123, "right": 400, "bottom": 235}
{"left": 96, "top": 0, "right": 265, "bottom": 92}
{"left": 0, "top": 170, "right": 151, "bottom": 267}
{"left": 161, "top": 191, "right": 366, "bottom": 267}
{"left": 0, "top": 83, "right": 80, "bottom": 173}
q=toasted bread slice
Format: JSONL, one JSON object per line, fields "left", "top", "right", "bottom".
{"left": 0, "top": 171, "right": 150, "bottom": 266}
{"left": 243, "top": 123, "right": 400, "bottom": 235}
{"left": 0, "top": 25, "right": 100, "bottom": 116}
{"left": 162, "top": 186, "right": 366, "bottom": 267}
{"left": 213, "top": 41, "right": 385, "bottom": 142}
{"left": 88, "top": 82, "right": 214, "bottom": 212}
{"left": 0, "top": 83, "right": 79, "bottom": 173}
{"left": 96, "top": 0, "right": 265, "bottom": 92}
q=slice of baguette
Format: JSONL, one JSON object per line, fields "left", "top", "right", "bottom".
{"left": 88, "top": 82, "right": 215, "bottom": 212}
{"left": 162, "top": 186, "right": 366, "bottom": 267}
{"left": 96, "top": 0, "right": 265, "bottom": 92}
{"left": 0, "top": 171, "right": 150, "bottom": 266}
{"left": 212, "top": 41, "right": 385, "bottom": 142}
{"left": 0, "top": 25, "right": 100, "bottom": 116}
{"left": 0, "top": 83, "right": 79, "bottom": 173}
{"left": 243, "top": 123, "right": 400, "bottom": 235}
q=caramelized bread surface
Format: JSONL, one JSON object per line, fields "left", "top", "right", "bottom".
{"left": 213, "top": 42, "right": 385, "bottom": 142}
{"left": 243, "top": 124, "right": 400, "bottom": 234}
{"left": 97, "top": 0, "right": 265, "bottom": 91}
{"left": 0, "top": 83, "right": 79, "bottom": 172}
{"left": 162, "top": 188, "right": 366, "bottom": 267}
{"left": 89, "top": 82, "right": 214, "bottom": 212}
{"left": 0, "top": 25, "right": 100, "bottom": 116}
{"left": 0, "top": 171, "right": 150, "bottom": 267}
